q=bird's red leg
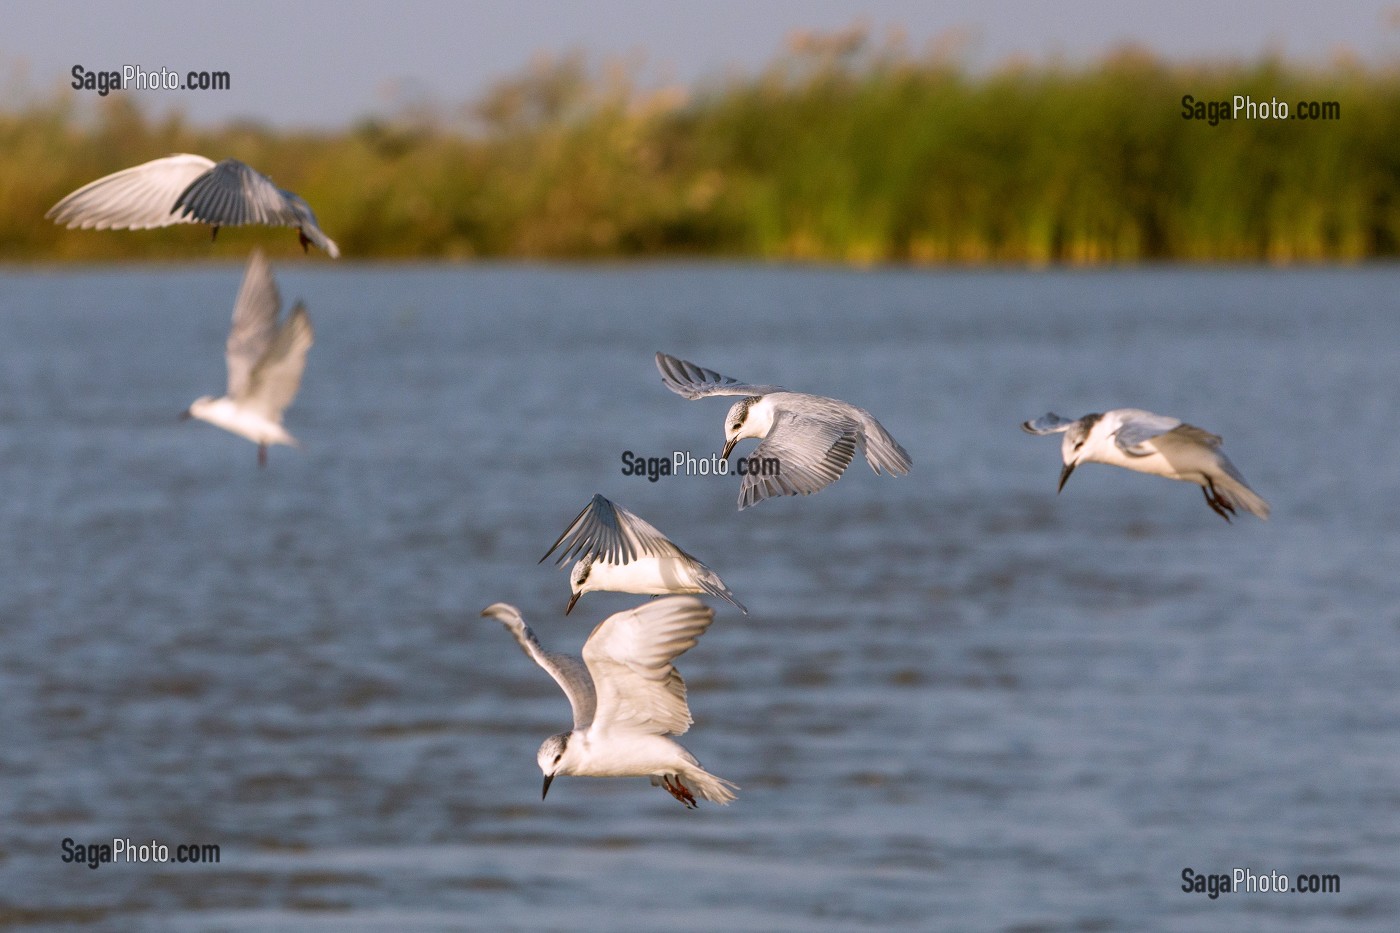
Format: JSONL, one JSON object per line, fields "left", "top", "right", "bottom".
{"left": 660, "top": 775, "right": 697, "bottom": 808}
{"left": 1202, "top": 480, "right": 1233, "bottom": 523}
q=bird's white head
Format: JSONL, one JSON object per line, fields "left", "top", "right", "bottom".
{"left": 183, "top": 395, "right": 218, "bottom": 422}
{"left": 537, "top": 732, "right": 572, "bottom": 799}
{"left": 565, "top": 561, "right": 592, "bottom": 614}
{"left": 1057, "top": 414, "right": 1103, "bottom": 491}
{"left": 721, "top": 396, "right": 769, "bottom": 459}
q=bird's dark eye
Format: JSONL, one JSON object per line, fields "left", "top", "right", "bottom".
{"left": 1073, "top": 441, "right": 1084, "bottom": 451}
{"left": 731, "top": 423, "right": 741, "bottom": 431}
{"left": 553, "top": 754, "right": 562, "bottom": 764}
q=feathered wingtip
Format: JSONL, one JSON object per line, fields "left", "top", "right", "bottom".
{"left": 655, "top": 352, "right": 731, "bottom": 399}
{"left": 1021, "top": 412, "right": 1078, "bottom": 435}
{"left": 861, "top": 416, "right": 912, "bottom": 476}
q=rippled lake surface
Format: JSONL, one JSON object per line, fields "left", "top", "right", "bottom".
{"left": 1, "top": 262, "right": 1397, "bottom": 931}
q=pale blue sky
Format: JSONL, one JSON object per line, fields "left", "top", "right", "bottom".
{"left": 7, "top": 1, "right": 1398, "bottom": 128}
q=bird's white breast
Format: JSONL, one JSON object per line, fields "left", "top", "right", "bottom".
{"left": 581, "top": 557, "right": 699, "bottom": 595}
{"left": 190, "top": 397, "right": 295, "bottom": 447}
{"left": 569, "top": 729, "right": 691, "bottom": 776}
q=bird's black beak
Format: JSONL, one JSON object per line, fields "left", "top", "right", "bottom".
{"left": 542, "top": 773, "right": 554, "bottom": 800}
{"left": 1057, "top": 462, "right": 1076, "bottom": 493}
{"left": 179, "top": 408, "right": 192, "bottom": 421}
{"left": 565, "top": 592, "right": 580, "bottom": 615}
{"left": 721, "top": 438, "right": 736, "bottom": 460}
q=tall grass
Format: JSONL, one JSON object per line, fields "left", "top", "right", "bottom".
{"left": 6, "top": 30, "right": 1400, "bottom": 263}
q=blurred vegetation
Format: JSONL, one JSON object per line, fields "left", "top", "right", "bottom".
{"left": 6, "top": 27, "right": 1400, "bottom": 263}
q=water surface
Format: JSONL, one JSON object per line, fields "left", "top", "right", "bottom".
{"left": 0, "top": 263, "right": 1395, "bottom": 931}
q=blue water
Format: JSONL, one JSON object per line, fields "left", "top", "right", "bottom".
{"left": 0, "top": 262, "right": 1396, "bottom": 931}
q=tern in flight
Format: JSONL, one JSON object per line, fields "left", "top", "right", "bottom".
{"left": 47, "top": 154, "right": 339, "bottom": 257}
{"left": 482, "top": 596, "right": 738, "bottom": 808}
{"left": 540, "top": 494, "right": 746, "bottom": 615}
{"left": 183, "top": 249, "right": 313, "bottom": 466}
{"left": 1022, "top": 409, "right": 1269, "bottom": 521}
{"left": 655, "top": 352, "right": 911, "bottom": 510}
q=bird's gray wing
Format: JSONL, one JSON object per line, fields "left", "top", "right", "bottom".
{"left": 539, "top": 494, "right": 683, "bottom": 566}
{"left": 582, "top": 597, "right": 713, "bottom": 736}
{"left": 173, "top": 159, "right": 304, "bottom": 228}
{"left": 243, "top": 303, "right": 312, "bottom": 421}
{"left": 1114, "top": 410, "right": 1187, "bottom": 455}
{"left": 225, "top": 249, "right": 280, "bottom": 399}
{"left": 1166, "top": 423, "right": 1223, "bottom": 448}
{"left": 45, "top": 154, "right": 216, "bottom": 230}
{"left": 483, "top": 604, "right": 596, "bottom": 730}
{"left": 737, "top": 410, "right": 858, "bottom": 509}
{"left": 1021, "top": 412, "right": 1079, "bottom": 435}
{"left": 655, "top": 352, "right": 781, "bottom": 399}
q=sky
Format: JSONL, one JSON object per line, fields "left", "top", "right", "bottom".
{"left": 6, "top": 1, "right": 1399, "bottom": 128}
